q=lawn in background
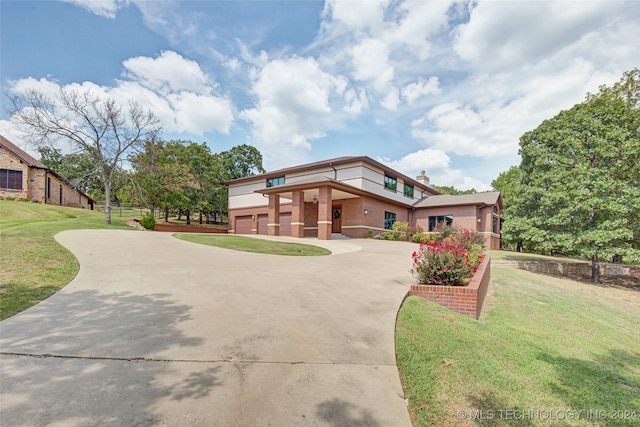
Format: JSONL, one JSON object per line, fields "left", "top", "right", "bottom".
{"left": 396, "top": 265, "right": 640, "bottom": 426}
{"left": 0, "top": 200, "right": 130, "bottom": 320}
{"left": 175, "top": 234, "right": 331, "bottom": 256}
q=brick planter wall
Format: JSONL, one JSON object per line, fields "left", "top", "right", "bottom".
{"left": 153, "top": 223, "right": 228, "bottom": 233}
{"left": 409, "top": 255, "right": 491, "bottom": 320}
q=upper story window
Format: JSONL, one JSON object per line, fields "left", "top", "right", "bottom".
{"left": 384, "top": 174, "right": 397, "bottom": 192}
{"left": 266, "top": 176, "right": 285, "bottom": 187}
{"left": 493, "top": 205, "right": 498, "bottom": 214}
{"left": 404, "top": 183, "right": 414, "bottom": 198}
{"left": 0, "top": 169, "right": 23, "bottom": 190}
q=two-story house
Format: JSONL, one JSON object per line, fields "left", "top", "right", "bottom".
{"left": 225, "top": 156, "right": 502, "bottom": 249}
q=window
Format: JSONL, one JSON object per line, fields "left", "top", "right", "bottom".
{"left": 266, "top": 176, "right": 285, "bottom": 187}
{"left": 384, "top": 211, "right": 396, "bottom": 230}
{"left": 0, "top": 169, "right": 23, "bottom": 190}
{"left": 493, "top": 205, "right": 498, "bottom": 214}
{"left": 428, "top": 215, "right": 453, "bottom": 232}
{"left": 403, "top": 183, "right": 414, "bottom": 198}
{"left": 493, "top": 217, "right": 498, "bottom": 234}
{"left": 384, "top": 174, "right": 397, "bottom": 191}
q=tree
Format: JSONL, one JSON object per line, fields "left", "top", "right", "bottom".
{"left": 10, "top": 88, "right": 161, "bottom": 224}
{"left": 129, "top": 140, "right": 193, "bottom": 217}
{"left": 491, "top": 166, "right": 525, "bottom": 252}
{"left": 219, "top": 144, "right": 266, "bottom": 180}
{"left": 504, "top": 69, "right": 640, "bottom": 282}
{"left": 39, "top": 147, "right": 101, "bottom": 196}
{"left": 431, "top": 185, "right": 477, "bottom": 195}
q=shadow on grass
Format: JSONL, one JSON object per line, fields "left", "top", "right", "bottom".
{"left": 0, "top": 289, "right": 221, "bottom": 425}
{"left": 0, "top": 282, "right": 62, "bottom": 320}
{"left": 316, "top": 398, "right": 382, "bottom": 427}
{"left": 538, "top": 349, "right": 640, "bottom": 427}
{"left": 466, "top": 392, "right": 536, "bottom": 427}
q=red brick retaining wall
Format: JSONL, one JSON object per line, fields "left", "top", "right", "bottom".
{"left": 153, "top": 223, "right": 228, "bottom": 233}
{"left": 409, "top": 255, "right": 491, "bottom": 320}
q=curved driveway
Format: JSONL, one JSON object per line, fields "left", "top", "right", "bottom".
{"left": 1, "top": 230, "right": 414, "bottom": 426}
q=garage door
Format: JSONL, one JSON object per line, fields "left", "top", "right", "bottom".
{"left": 257, "top": 214, "right": 268, "bottom": 235}
{"left": 279, "top": 213, "right": 291, "bottom": 236}
{"left": 257, "top": 213, "right": 291, "bottom": 236}
{"left": 234, "top": 215, "right": 252, "bottom": 234}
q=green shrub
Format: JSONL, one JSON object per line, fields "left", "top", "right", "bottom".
{"left": 32, "top": 198, "right": 39, "bottom": 203}
{"left": 140, "top": 212, "right": 156, "bottom": 230}
{"left": 410, "top": 229, "right": 485, "bottom": 286}
{"left": 18, "top": 197, "right": 29, "bottom": 202}
{"left": 379, "top": 221, "right": 421, "bottom": 241}
{"left": 367, "top": 228, "right": 374, "bottom": 238}
{"left": 5, "top": 196, "right": 15, "bottom": 201}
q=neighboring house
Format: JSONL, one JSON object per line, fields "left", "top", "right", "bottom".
{"left": 225, "top": 156, "right": 502, "bottom": 249}
{"left": 0, "top": 135, "right": 94, "bottom": 209}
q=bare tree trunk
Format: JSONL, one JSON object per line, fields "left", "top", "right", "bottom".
{"left": 199, "top": 212, "right": 203, "bottom": 224}
{"left": 592, "top": 252, "right": 600, "bottom": 284}
{"left": 164, "top": 208, "right": 169, "bottom": 222}
{"left": 186, "top": 210, "right": 191, "bottom": 225}
{"left": 104, "top": 183, "right": 112, "bottom": 225}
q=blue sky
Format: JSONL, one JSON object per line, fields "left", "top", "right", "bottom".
{"left": 2, "top": 0, "right": 639, "bottom": 189}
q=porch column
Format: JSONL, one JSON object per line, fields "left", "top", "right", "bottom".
{"left": 291, "top": 190, "right": 305, "bottom": 238}
{"left": 268, "top": 194, "right": 280, "bottom": 236}
{"left": 317, "top": 186, "right": 332, "bottom": 240}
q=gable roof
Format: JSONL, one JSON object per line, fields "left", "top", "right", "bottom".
{"left": 0, "top": 135, "right": 47, "bottom": 169}
{"left": 414, "top": 191, "right": 502, "bottom": 208}
{"left": 0, "top": 135, "right": 95, "bottom": 203}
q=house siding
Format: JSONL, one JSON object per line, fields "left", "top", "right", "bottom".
{"left": 225, "top": 156, "right": 501, "bottom": 244}
{"left": 1, "top": 136, "right": 93, "bottom": 209}
{"left": 0, "top": 148, "right": 29, "bottom": 199}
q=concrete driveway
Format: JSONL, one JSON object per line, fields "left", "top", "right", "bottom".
{"left": 0, "top": 230, "right": 415, "bottom": 426}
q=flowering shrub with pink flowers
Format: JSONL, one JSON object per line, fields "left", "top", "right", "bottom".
{"left": 410, "top": 229, "right": 485, "bottom": 286}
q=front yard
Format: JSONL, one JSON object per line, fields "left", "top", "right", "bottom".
{"left": 396, "top": 265, "right": 640, "bottom": 426}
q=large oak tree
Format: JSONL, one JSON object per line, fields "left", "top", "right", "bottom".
{"left": 498, "top": 69, "right": 640, "bottom": 282}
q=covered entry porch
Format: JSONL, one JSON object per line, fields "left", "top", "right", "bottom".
{"left": 255, "top": 177, "right": 365, "bottom": 240}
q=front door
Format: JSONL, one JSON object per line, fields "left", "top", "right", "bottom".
{"left": 332, "top": 207, "right": 342, "bottom": 233}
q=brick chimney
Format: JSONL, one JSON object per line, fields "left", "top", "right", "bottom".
{"left": 416, "top": 170, "right": 430, "bottom": 186}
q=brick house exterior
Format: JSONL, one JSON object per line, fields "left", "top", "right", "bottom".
{"left": 0, "top": 135, "right": 94, "bottom": 209}
{"left": 225, "top": 156, "right": 502, "bottom": 249}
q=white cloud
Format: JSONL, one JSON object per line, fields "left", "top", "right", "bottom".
{"left": 122, "top": 51, "right": 212, "bottom": 94}
{"left": 454, "top": 0, "right": 630, "bottom": 72}
{"left": 60, "top": 0, "right": 129, "bottom": 19}
{"left": 7, "top": 51, "right": 234, "bottom": 138}
{"left": 380, "top": 87, "right": 400, "bottom": 111}
{"left": 168, "top": 92, "right": 233, "bottom": 135}
{"left": 350, "top": 38, "right": 394, "bottom": 91}
{"left": 401, "top": 77, "right": 440, "bottom": 104}
{"left": 322, "top": 0, "right": 390, "bottom": 33}
{"left": 241, "top": 56, "right": 347, "bottom": 160}
{"left": 343, "top": 88, "right": 369, "bottom": 114}
{"left": 378, "top": 148, "right": 451, "bottom": 175}
{"left": 377, "top": 148, "right": 487, "bottom": 191}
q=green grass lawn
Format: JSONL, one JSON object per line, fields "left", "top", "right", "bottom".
{"left": 396, "top": 266, "right": 640, "bottom": 426}
{"left": 487, "top": 249, "right": 591, "bottom": 264}
{"left": 0, "top": 200, "right": 130, "bottom": 320}
{"left": 174, "top": 234, "right": 331, "bottom": 256}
